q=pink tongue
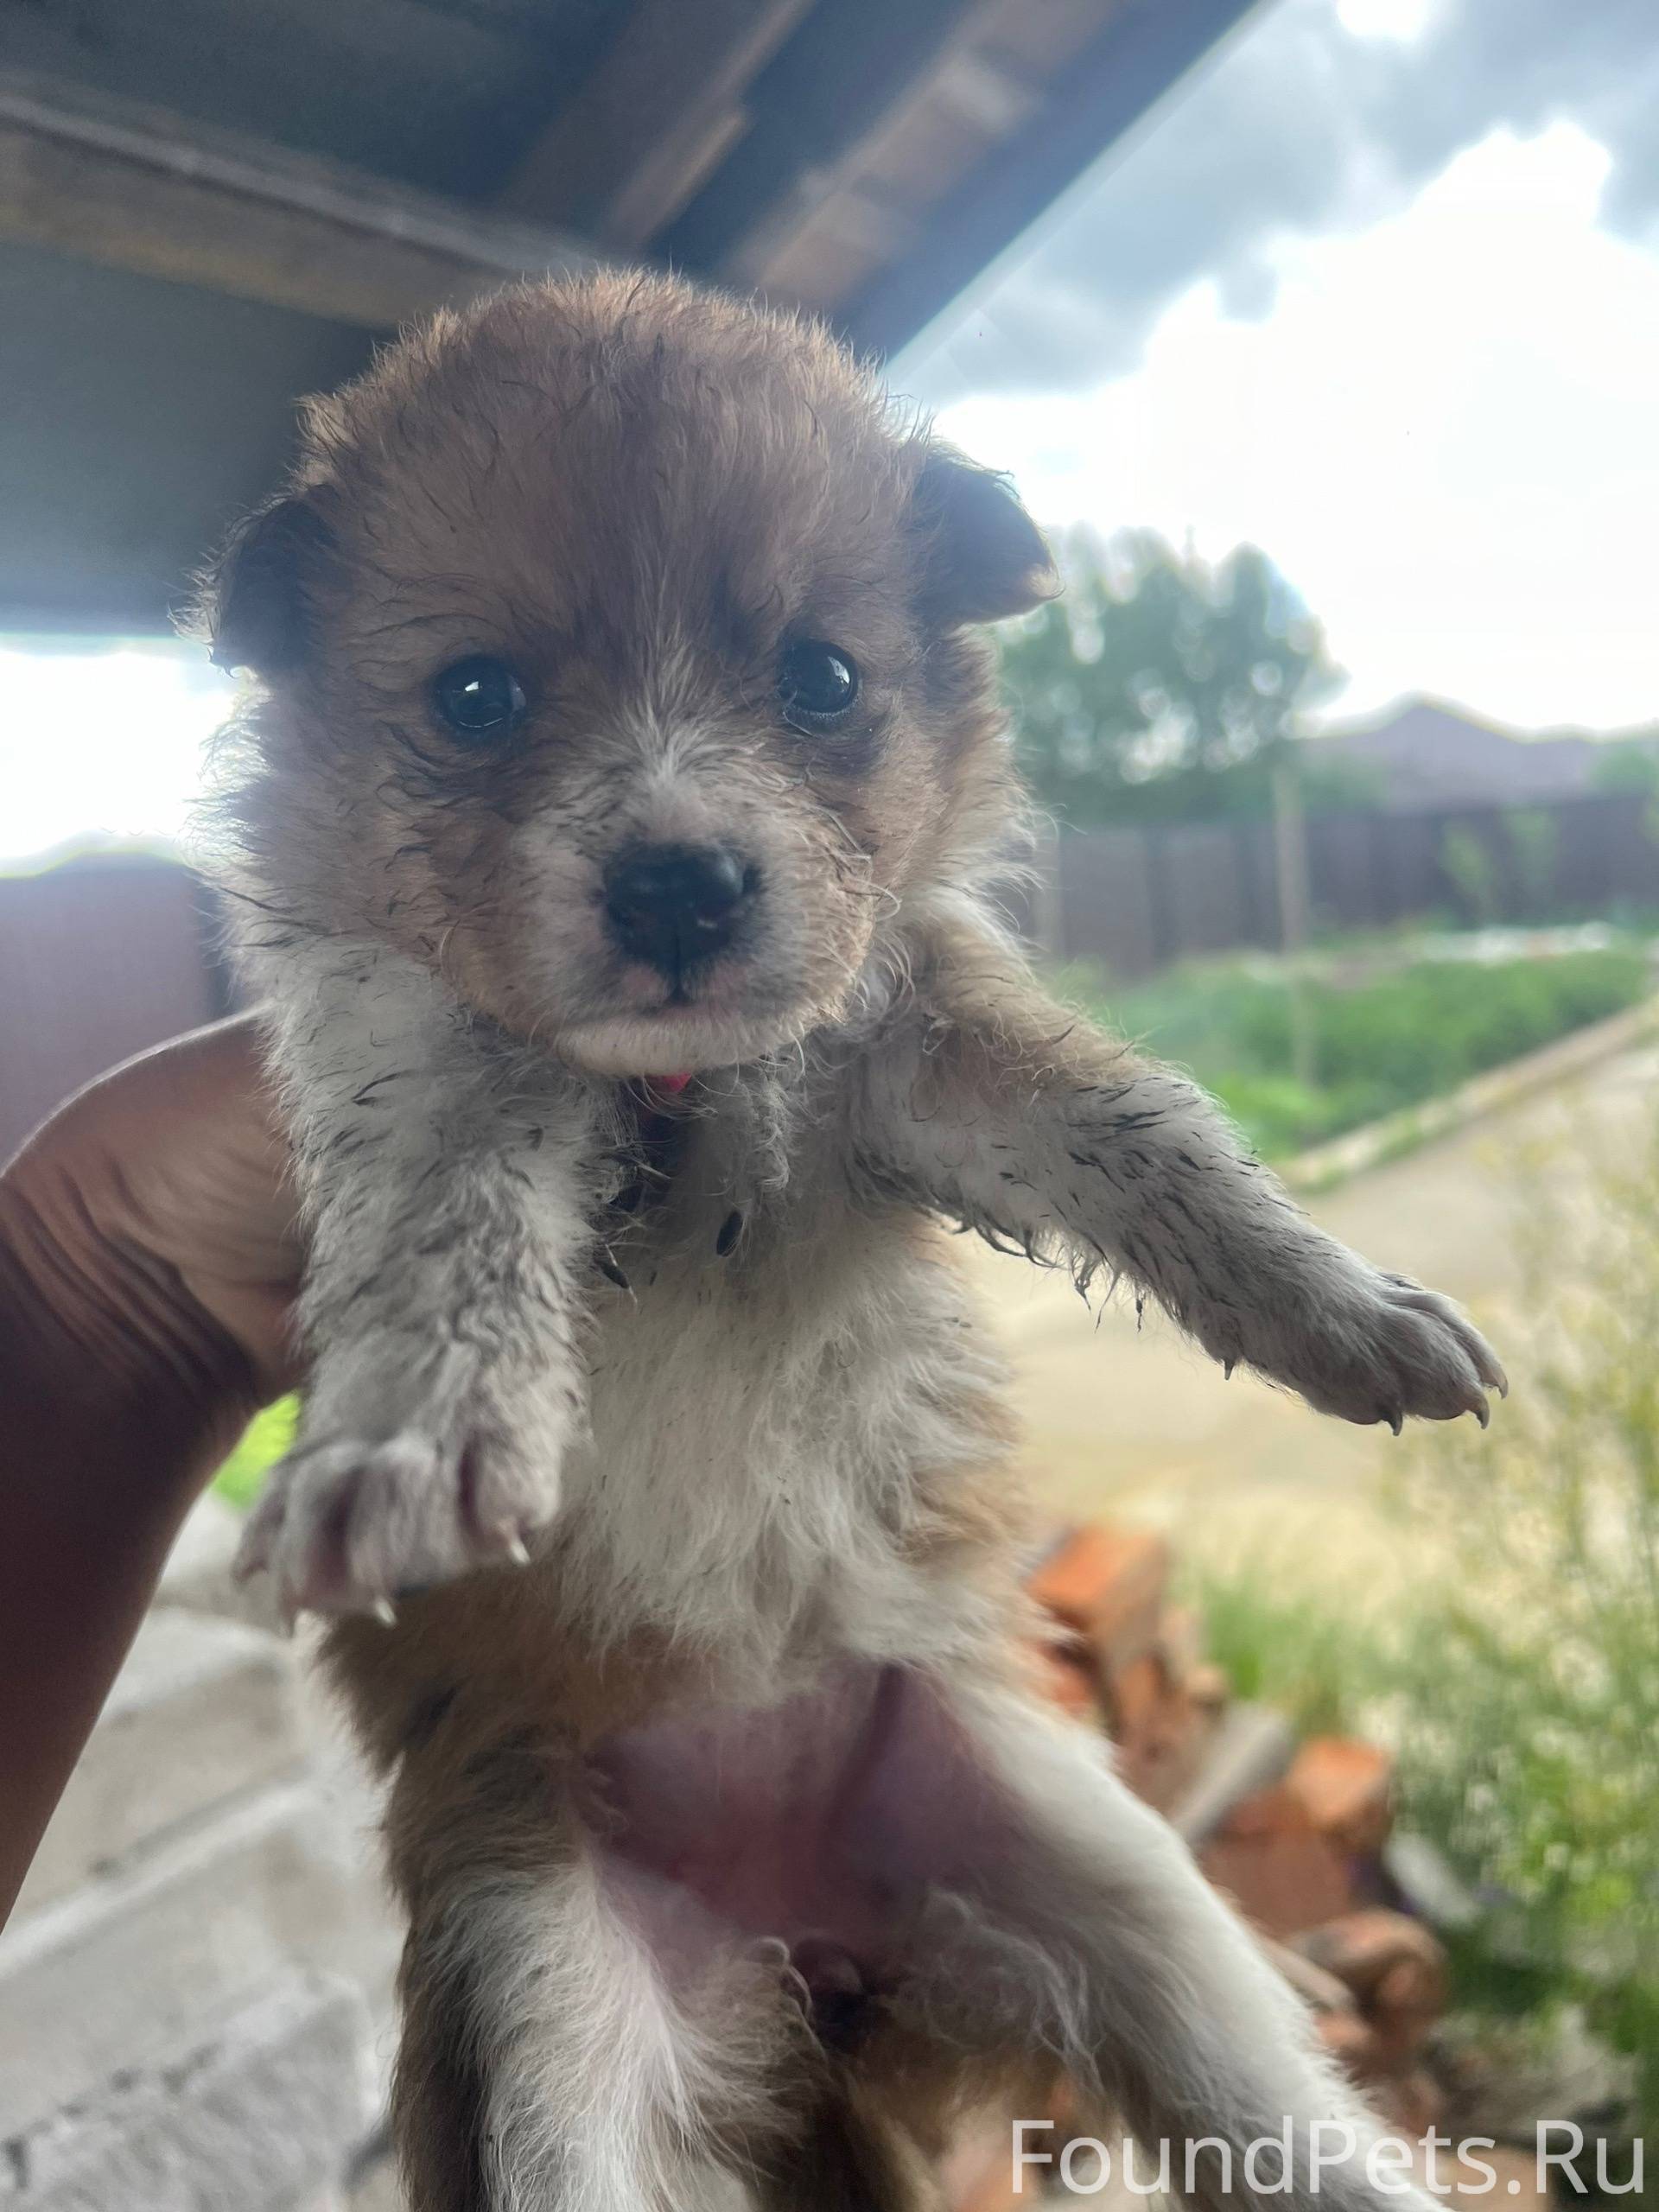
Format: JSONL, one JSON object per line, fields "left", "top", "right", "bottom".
{"left": 651, "top": 1071, "right": 694, "bottom": 1096}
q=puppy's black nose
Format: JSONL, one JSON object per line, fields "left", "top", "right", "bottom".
{"left": 604, "top": 843, "right": 754, "bottom": 977}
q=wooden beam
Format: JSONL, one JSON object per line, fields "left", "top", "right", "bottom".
{"left": 498, "top": 0, "right": 811, "bottom": 252}
{"left": 0, "top": 70, "right": 593, "bottom": 329}
{"left": 841, "top": 0, "right": 1264, "bottom": 356}
{"left": 718, "top": 0, "right": 1117, "bottom": 311}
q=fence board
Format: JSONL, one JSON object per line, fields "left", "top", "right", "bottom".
{"left": 0, "top": 855, "right": 227, "bottom": 1162}
{"left": 1052, "top": 792, "right": 1659, "bottom": 976}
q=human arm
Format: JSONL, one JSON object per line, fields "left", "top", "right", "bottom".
{"left": 0, "top": 1016, "right": 299, "bottom": 1924}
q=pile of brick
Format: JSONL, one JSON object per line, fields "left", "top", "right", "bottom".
{"left": 945, "top": 1522, "right": 1454, "bottom": 2210}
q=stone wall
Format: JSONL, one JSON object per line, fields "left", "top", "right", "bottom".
{"left": 0, "top": 1499, "right": 402, "bottom": 2210}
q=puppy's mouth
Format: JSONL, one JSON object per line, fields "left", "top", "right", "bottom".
{"left": 558, "top": 997, "right": 807, "bottom": 1079}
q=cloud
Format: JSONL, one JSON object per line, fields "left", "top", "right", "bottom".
{"left": 899, "top": 0, "right": 1659, "bottom": 398}
{"left": 925, "top": 124, "right": 1659, "bottom": 732}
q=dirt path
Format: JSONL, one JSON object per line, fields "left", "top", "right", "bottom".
{"left": 969, "top": 1038, "right": 1659, "bottom": 1585}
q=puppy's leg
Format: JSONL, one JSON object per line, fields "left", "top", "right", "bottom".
{"left": 385, "top": 1715, "right": 792, "bottom": 2212}
{"left": 896, "top": 1681, "right": 1429, "bottom": 2212}
{"left": 235, "top": 933, "right": 616, "bottom": 1619}
{"left": 856, "top": 925, "right": 1503, "bottom": 1433}
{"left": 399, "top": 1862, "right": 765, "bottom": 2212}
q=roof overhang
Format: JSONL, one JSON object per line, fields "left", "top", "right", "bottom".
{"left": 0, "top": 0, "right": 1262, "bottom": 632}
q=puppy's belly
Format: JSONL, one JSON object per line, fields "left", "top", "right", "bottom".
{"left": 582, "top": 1662, "right": 1014, "bottom": 2030}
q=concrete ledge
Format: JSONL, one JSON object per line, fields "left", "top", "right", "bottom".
{"left": 156, "top": 1493, "right": 245, "bottom": 1616}
{"left": 0, "top": 1785, "right": 364, "bottom": 2139}
{"left": 0, "top": 1973, "right": 371, "bottom": 2212}
{"left": 14, "top": 1610, "right": 303, "bottom": 1918}
{"left": 1283, "top": 991, "right": 1659, "bottom": 1193}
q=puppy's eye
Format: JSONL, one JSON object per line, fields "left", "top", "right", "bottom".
{"left": 432, "top": 655, "right": 527, "bottom": 740}
{"left": 778, "top": 641, "right": 859, "bottom": 731}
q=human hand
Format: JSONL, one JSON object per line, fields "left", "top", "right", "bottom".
{"left": 2, "top": 1014, "right": 302, "bottom": 1417}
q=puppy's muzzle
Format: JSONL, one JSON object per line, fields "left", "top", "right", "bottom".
{"left": 604, "top": 842, "right": 758, "bottom": 985}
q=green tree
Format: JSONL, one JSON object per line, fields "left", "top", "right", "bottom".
{"left": 998, "top": 527, "right": 1348, "bottom": 824}
{"left": 1590, "top": 738, "right": 1659, "bottom": 799}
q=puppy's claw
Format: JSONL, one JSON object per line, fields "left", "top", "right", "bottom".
{"left": 476, "top": 1522, "right": 532, "bottom": 1567}
{"left": 235, "top": 1382, "right": 569, "bottom": 1622}
{"left": 1223, "top": 1358, "right": 1236, "bottom": 1382}
{"left": 1471, "top": 1396, "right": 1491, "bottom": 1431}
{"left": 1386, "top": 1408, "right": 1403, "bottom": 1438}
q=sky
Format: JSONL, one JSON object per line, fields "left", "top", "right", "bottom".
{"left": 895, "top": 0, "right": 1659, "bottom": 734}
{"left": 0, "top": 639, "right": 232, "bottom": 868}
{"left": 4, "top": 0, "right": 1657, "bottom": 866}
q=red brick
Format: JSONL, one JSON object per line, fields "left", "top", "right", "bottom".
{"left": 1292, "top": 1911, "right": 1447, "bottom": 2067}
{"left": 1025, "top": 1637, "right": 1104, "bottom": 1726}
{"left": 1027, "top": 1524, "right": 1170, "bottom": 1681}
{"left": 1284, "top": 1737, "right": 1395, "bottom": 1858}
{"left": 1199, "top": 1785, "right": 1357, "bottom": 1938}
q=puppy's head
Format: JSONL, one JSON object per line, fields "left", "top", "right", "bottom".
{"left": 207, "top": 272, "right": 1054, "bottom": 1075}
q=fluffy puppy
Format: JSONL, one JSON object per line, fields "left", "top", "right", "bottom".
{"left": 201, "top": 271, "right": 1503, "bottom": 2212}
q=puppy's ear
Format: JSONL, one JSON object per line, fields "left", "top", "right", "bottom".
{"left": 912, "top": 451, "right": 1059, "bottom": 626}
{"left": 200, "top": 494, "right": 334, "bottom": 677}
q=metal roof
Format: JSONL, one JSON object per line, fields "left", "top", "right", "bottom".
{"left": 0, "top": 0, "right": 1256, "bottom": 634}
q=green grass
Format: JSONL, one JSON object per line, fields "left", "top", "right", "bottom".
{"left": 1057, "top": 941, "right": 1652, "bottom": 1158}
{"left": 1181, "top": 1563, "right": 1383, "bottom": 1739}
{"left": 212, "top": 1395, "right": 297, "bottom": 1507}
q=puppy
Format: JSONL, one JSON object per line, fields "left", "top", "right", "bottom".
{"left": 201, "top": 271, "right": 1503, "bottom": 2212}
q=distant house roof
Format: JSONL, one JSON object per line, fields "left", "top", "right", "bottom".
{"left": 1307, "top": 696, "right": 1644, "bottom": 812}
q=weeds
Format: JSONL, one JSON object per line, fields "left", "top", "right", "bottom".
{"left": 1181, "top": 1563, "right": 1383, "bottom": 1739}
{"left": 1186, "top": 1123, "right": 1659, "bottom": 2129}
{"left": 1387, "top": 1129, "right": 1659, "bottom": 2122}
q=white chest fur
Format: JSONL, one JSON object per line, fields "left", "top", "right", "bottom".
{"left": 558, "top": 1172, "right": 1013, "bottom": 1674}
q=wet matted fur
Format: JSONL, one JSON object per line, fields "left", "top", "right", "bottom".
{"left": 198, "top": 271, "right": 1503, "bottom": 2212}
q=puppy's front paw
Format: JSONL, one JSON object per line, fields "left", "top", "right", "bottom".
{"left": 1267, "top": 1264, "right": 1506, "bottom": 1431}
{"left": 233, "top": 1349, "right": 562, "bottom": 1621}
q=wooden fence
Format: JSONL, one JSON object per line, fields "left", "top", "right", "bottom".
{"left": 0, "top": 855, "right": 229, "bottom": 1164}
{"left": 1047, "top": 791, "right": 1659, "bottom": 974}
